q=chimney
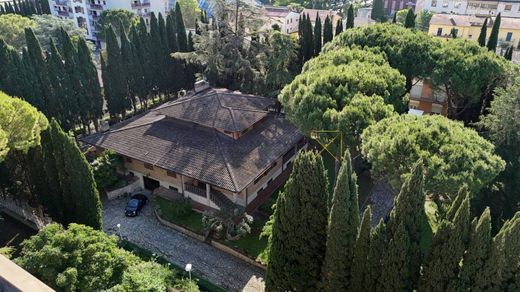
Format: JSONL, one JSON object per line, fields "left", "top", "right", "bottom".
{"left": 194, "top": 80, "right": 210, "bottom": 93}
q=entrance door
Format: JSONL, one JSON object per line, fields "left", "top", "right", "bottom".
{"left": 143, "top": 176, "right": 160, "bottom": 191}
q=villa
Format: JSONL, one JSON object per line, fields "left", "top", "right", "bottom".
{"left": 83, "top": 83, "right": 306, "bottom": 213}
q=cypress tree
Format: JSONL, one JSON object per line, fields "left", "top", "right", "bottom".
{"left": 478, "top": 18, "right": 488, "bottom": 47}
{"left": 175, "top": 2, "right": 188, "bottom": 52}
{"left": 504, "top": 45, "right": 513, "bottom": 60}
{"left": 59, "top": 28, "right": 82, "bottom": 130}
{"left": 305, "top": 14, "right": 314, "bottom": 60}
{"left": 371, "top": 0, "right": 385, "bottom": 21}
{"left": 366, "top": 219, "right": 387, "bottom": 291}
{"left": 265, "top": 151, "right": 329, "bottom": 291}
{"left": 446, "top": 185, "right": 468, "bottom": 221}
{"left": 404, "top": 8, "right": 415, "bottom": 28}
{"left": 24, "top": 27, "right": 48, "bottom": 112}
{"left": 335, "top": 19, "right": 343, "bottom": 35}
{"left": 188, "top": 31, "right": 194, "bottom": 51}
{"left": 349, "top": 206, "right": 372, "bottom": 291}
{"left": 313, "top": 14, "right": 322, "bottom": 56}
{"left": 420, "top": 192, "right": 471, "bottom": 291}
{"left": 77, "top": 38, "right": 103, "bottom": 131}
{"left": 46, "top": 39, "right": 67, "bottom": 125}
{"left": 459, "top": 208, "right": 492, "bottom": 290}
{"left": 13, "top": 0, "right": 19, "bottom": 14}
{"left": 148, "top": 12, "right": 163, "bottom": 94}
{"left": 322, "top": 16, "right": 332, "bottom": 45}
{"left": 129, "top": 25, "right": 147, "bottom": 106}
{"left": 346, "top": 5, "right": 354, "bottom": 29}
{"left": 0, "top": 5, "right": 5, "bottom": 14}
{"left": 119, "top": 21, "right": 136, "bottom": 112}
{"left": 40, "top": 0, "right": 51, "bottom": 14}
{"left": 103, "top": 26, "right": 128, "bottom": 119}
{"left": 487, "top": 13, "right": 501, "bottom": 51}
{"left": 477, "top": 211, "right": 520, "bottom": 290}
{"left": 392, "top": 12, "right": 397, "bottom": 23}
{"left": 321, "top": 151, "right": 359, "bottom": 291}
{"left": 384, "top": 161, "right": 425, "bottom": 290}
{"left": 166, "top": 12, "right": 178, "bottom": 53}
{"left": 381, "top": 220, "right": 411, "bottom": 291}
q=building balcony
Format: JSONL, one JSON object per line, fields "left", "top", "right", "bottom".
{"left": 131, "top": 1, "right": 151, "bottom": 9}
{"left": 58, "top": 10, "right": 70, "bottom": 17}
{"left": 90, "top": 3, "right": 104, "bottom": 10}
{"left": 184, "top": 184, "right": 207, "bottom": 197}
{"left": 55, "top": 0, "right": 69, "bottom": 5}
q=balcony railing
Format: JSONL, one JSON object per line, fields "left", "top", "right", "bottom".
{"left": 131, "top": 2, "right": 151, "bottom": 8}
{"left": 90, "top": 3, "right": 103, "bottom": 10}
{"left": 58, "top": 10, "right": 70, "bottom": 17}
{"left": 184, "top": 184, "right": 206, "bottom": 197}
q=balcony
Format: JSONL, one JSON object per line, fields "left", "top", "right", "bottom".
{"left": 131, "top": 1, "right": 151, "bottom": 9}
{"left": 55, "top": 0, "right": 69, "bottom": 5}
{"left": 58, "top": 10, "right": 70, "bottom": 17}
{"left": 184, "top": 184, "right": 206, "bottom": 197}
{"left": 90, "top": 3, "right": 103, "bottom": 10}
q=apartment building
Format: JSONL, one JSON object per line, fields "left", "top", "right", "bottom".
{"left": 48, "top": 0, "right": 170, "bottom": 43}
{"left": 384, "top": 0, "right": 417, "bottom": 16}
{"left": 416, "top": 0, "right": 520, "bottom": 18}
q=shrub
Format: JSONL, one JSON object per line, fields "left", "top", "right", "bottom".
{"left": 171, "top": 198, "right": 193, "bottom": 218}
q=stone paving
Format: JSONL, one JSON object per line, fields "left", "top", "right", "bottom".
{"left": 102, "top": 197, "right": 266, "bottom": 292}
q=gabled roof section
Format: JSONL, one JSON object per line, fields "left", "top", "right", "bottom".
{"left": 155, "top": 88, "right": 276, "bottom": 132}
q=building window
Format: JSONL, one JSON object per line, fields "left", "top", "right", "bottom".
{"left": 431, "top": 0, "right": 437, "bottom": 7}
{"left": 506, "top": 32, "right": 513, "bottom": 41}
{"left": 505, "top": 4, "right": 512, "bottom": 11}
{"left": 442, "top": 0, "right": 448, "bottom": 7}
{"left": 166, "top": 170, "right": 177, "bottom": 177}
{"left": 437, "top": 27, "right": 443, "bottom": 36}
{"left": 144, "top": 163, "right": 154, "bottom": 170}
{"left": 454, "top": 1, "right": 461, "bottom": 8}
{"left": 125, "top": 156, "right": 132, "bottom": 163}
{"left": 468, "top": 34, "right": 473, "bottom": 39}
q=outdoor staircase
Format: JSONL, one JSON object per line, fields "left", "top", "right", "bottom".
{"left": 210, "top": 190, "right": 244, "bottom": 212}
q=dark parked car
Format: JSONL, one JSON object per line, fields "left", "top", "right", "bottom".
{"left": 125, "top": 194, "right": 148, "bottom": 217}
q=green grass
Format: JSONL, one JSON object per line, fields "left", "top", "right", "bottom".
{"left": 420, "top": 200, "right": 440, "bottom": 255}
{"left": 120, "top": 240, "right": 226, "bottom": 292}
{"left": 155, "top": 197, "right": 204, "bottom": 233}
{"left": 219, "top": 213, "right": 269, "bottom": 262}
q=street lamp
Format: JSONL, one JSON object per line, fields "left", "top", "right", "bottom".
{"left": 185, "top": 263, "right": 192, "bottom": 281}
{"left": 116, "top": 223, "right": 121, "bottom": 239}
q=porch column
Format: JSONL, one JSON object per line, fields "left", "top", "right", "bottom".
{"left": 180, "top": 175, "right": 186, "bottom": 198}
{"left": 206, "top": 183, "right": 211, "bottom": 205}
{"left": 233, "top": 193, "right": 237, "bottom": 203}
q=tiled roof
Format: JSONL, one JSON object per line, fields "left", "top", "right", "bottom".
{"left": 155, "top": 88, "right": 275, "bottom": 132}
{"left": 264, "top": 5, "right": 291, "bottom": 18}
{"left": 82, "top": 90, "right": 303, "bottom": 193}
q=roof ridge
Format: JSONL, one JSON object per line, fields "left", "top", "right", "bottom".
{"left": 214, "top": 131, "right": 240, "bottom": 192}
{"left": 153, "top": 89, "right": 217, "bottom": 111}
{"left": 108, "top": 114, "right": 165, "bottom": 134}
{"left": 216, "top": 92, "right": 239, "bottom": 132}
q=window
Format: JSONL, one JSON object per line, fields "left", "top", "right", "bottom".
{"left": 468, "top": 34, "right": 473, "bottom": 39}
{"left": 125, "top": 156, "right": 132, "bottom": 163}
{"left": 437, "top": 27, "right": 443, "bottom": 36}
{"left": 454, "top": 1, "right": 461, "bottom": 8}
{"left": 442, "top": 0, "right": 448, "bottom": 7}
{"left": 169, "top": 186, "right": 179, "bottom": 193}
{"left": 144, "top": 163, "right": 154, "bottom": 170}
{"left": 506, "top": 32, "right": 513, "bottom": 42}
{"left": 166, "top": 170, "right": 177, "bottom": 177}
{"left": 505, "top": 4, "right": 512, "bottom": 11}
{"left": 431, "top": 0, "right": 437, "bottom": 7}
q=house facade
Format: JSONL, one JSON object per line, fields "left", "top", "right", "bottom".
{"left": 48, "top": 0, "right": 169, "bottom": 44}
{"left": 409, "top": 79, "right": 448, "bottom": 115}
{"left": 428, "top": 14, "right": 520, "bottom": 48}
{"left": 416, "top": 0, "right": 520, "bottom": 18}
{"left": 263, "top": 6, "right": 300, "bottom": 34}
{"left": 83, "top": 86, "right": 306, "bottom": 213}
{"left": 301, "top": 8, "right": 341, "bottom": 30}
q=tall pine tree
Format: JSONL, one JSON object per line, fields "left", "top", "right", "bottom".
{"left": 478, "top": 18, "right": 488, "bottom": 47}
{"left": 265, "top": 151, "right": 329, "bottom": 291}
{"left": 420, "top": 192, "right": 471, "bottom": 291}
{"left": 103, "top": 26, "right": 129, "bottom": 120}
{"left": 487, "top": 13, "right": 501, "bottom": 52}
{"left": 175, "top": 2, "right": 188, "bottom": 52}
{"left": 371, "top": 0, "right": 385, "bottom": 21}
{"left": 335, "top": 19, "right": 343, "bottom": 35}
{"left": 321, "top": 151, "right": 359, "bottom": 291}
{"left": 313, "top": 14, "right": 322, "bottom": 56}
{"left": 349, "top": 206, "right": 372, "bottom": 291}
{"left": 323, "top": 16, "right": 333, "bottom": 45}
{"left": 77, "top": 38, "right": 103, "bottom": 131}
{"left": 346, "top": 5, "right": 354, "bottom": 29}
{"left": 366, "top": 219, "right": 387, "bottom": 291}
{"left": 404, "top": 8, "right": 416, "bottom": 28}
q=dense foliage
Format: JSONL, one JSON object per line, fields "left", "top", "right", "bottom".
{"left": 279, "top": 47, "right": 404, "bottom": 139}
{"left": 91, "top": 150, "right": 124, "bottom": 190}
{"left": 266, "top": 151, "right": 329, "bottom": 291}
{"left": 0, "top": 91, "right": 48, "bottom": 161}
{"left": 361, "top": 114, "right": 505, "bottom": 198}
{"left": 0, "top": 0, "right": 49, "bottom": 16}
{"left": 16, "top": 223, "right": 198, "bottom": 291}
{"left": 96, "top": 9, "right": 138, "bottom": 39}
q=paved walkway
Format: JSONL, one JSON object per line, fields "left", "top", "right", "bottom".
{"left": 102, "top": 197, "right": 266, "bottom": 291}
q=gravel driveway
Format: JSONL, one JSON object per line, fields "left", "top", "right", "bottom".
{"left": 102, "top": 197, "right": 266, "bottom": 292}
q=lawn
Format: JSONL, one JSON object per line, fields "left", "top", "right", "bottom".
{"left": 222, "top": 216, "right": 269, "bottom": 262}
{"left": 155, "top": 197, "right": 204, "bottom": 233}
